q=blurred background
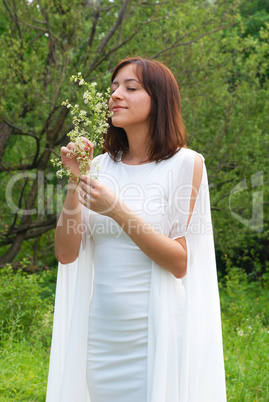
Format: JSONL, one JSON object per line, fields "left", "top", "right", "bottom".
{"left": 0, "top": 0, "right": 268, "bottom": 400}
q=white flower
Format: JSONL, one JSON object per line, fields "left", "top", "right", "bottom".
{"left": 56, "top": 169, "right": 63, "bottom": 178}
{"left": 51, "top": 74, "right": 111, "bottom": 181}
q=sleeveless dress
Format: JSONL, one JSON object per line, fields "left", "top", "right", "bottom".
{"left": 86, "top": 154, "right": 181, "bottom": 401}
{"left": 46, "top": 148, "right": 227, "bottom": 402}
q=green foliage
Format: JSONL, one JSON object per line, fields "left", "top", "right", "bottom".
{"left": 0, "top": 262, "right": 55, "bottom": 399}
{"left": 220, "top": 258, "right": 269, "bottom": 327}
{"left": 0, "top": 0, "right": 268, "bottom": 276}
{"left": 0, "top": 340, "right": 49, "bottom": 401}
{"left": 223, "top": 318, "right": 269, "bottom": 401}
{"left": 220, "top": 260, "right": 269, "bottom": 400}
{"left": 0, "top": 261, "right": 268, "bottom": 400}
{"left": 239, "top": 0, "right": 269, "bottom": 39}
{"left": 168, "top": 16, "right": 269, "bottom": 275}
{"left": 0, "top": 263, "right": 54, "bottom": 348}
{"left": 1, "top": 1, "right": 268, "bottom": 399}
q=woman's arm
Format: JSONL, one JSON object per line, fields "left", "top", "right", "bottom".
{"left": 54, "top": 179, "right": 82, "bottom": 264}
{"left": 110, "top": 203, "right": 187, "bottom": 279}
{"left": 54, "top": 138, "right": 93, "bottom": 264}
{"left": 79, "top": 154, "right": 203, "bottom": 278}
{"left": 79, "top": 179, "right": 186, "bottom": 278}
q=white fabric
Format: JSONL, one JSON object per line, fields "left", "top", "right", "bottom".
{"left": 46, "top": 148, "right": 226, "bottom": 402}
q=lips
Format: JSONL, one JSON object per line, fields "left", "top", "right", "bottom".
{"left": 112, "top": 105, "right": 126, "bottom": 112}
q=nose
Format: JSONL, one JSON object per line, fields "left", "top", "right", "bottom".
{"left": 111, "top": 86, "right": 123, "bottom": 100}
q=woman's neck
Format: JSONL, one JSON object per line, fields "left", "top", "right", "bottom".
{"left": 123, "top": 126, "right": 151, "bottom": 164}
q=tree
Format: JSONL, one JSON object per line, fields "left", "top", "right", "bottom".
{"left": 168, "top": 3, "right": 269, "bottom": 274}
{"left": 1, "top": 0, "right": 265, "bottom": 272}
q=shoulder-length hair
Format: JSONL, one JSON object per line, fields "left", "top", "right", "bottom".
{"left": 103, "top": 57, "right": 187, "bottom": 162}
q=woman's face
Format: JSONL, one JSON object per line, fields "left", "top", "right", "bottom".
{"left": 109, "top": 64, "right": 152, "bottom": 132}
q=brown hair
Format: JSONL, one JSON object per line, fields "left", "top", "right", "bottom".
{"left": 103, "top": 57, "right": 187, "bottom": 162}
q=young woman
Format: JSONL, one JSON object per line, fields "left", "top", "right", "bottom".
{"left": 46, "top": 57, "right": 226, "bottom": 402}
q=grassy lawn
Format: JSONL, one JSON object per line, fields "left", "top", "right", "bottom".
{"left": 0, "top": 265, "right": 268, "bottom": 401}
{"left": 220, "top": 266, "right": 269, "bottom": 401}
{"left": 0, "top": 341, "right": 49, "bottom": 401}
{"left": 223, "top": 316, "right": 269, "bottom": 401}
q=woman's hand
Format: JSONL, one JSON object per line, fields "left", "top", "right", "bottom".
{"left": 79, "top": 175, "right": 187, "bottom": 278}
{"left": 61, "top": 137, "right": 94, "bottom": 179}
{"left": 79, "top": 175, "right": 122, "bottom": 216}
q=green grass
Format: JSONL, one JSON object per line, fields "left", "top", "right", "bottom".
{"left": 0, "top": 341, "right": 49, "bottom": 401}
{"left": 223, "top": 316, "right": 269, "bottom": 401}
{"left": 220, "top": 265, "right": 269, "bottom": 401}
{"left": 0, "top": 264, "right": 268, "bottom": 401}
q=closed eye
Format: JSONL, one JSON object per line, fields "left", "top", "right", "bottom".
{"left": 111, "top": 87, "right": 137, "bottom": 94}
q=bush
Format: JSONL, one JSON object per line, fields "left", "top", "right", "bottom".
{"left": 220, "top": 257, "right": 269, "bottom": 328}
{"left": 220, "top": 258, "right": 269, "bottom": 401}
{"left": 0, "top": 262, "right": 54, "bottom": 349}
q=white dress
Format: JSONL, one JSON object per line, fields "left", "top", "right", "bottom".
{"left": 46, "top": 148, "right": 226, "bottom": 402}
{"left": 86, "top": 155, "right": 180, "bottom": 401}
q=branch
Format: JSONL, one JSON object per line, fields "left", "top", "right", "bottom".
{"left": 1, "top": 221, "right": 56, "bottom": 247}
{"left": 87, "top": 0, "right": 131, "bottom": 74}
{"left": 39, "top": 106, "right": 59, "bottom": 138}
{"left": 28, "top": 31, "right": 45, "bottom": 46}
{"left": 24, "top": 223, "right": 56, "bottom": 240}
{"left": 4, "top": 1, "right": 62, "bottom": 44}
{"left": 7, "top": 173, "right": 30, "bottom": 234}
{"left": 5, "top": 216, "right": 57, "bottom": 238}
{"left": 3, "top": 0, "right": 22, "bottom": 41}
{"left": 0, "top": 162, "right": 39, "bottom": 172}
{"left": 33, "top": 18, "right": 47, "bottom": 25}
{"left": 139, "top": 1, "right": 169, "bottom": 4}
{"left": 87, "top": 15, "right": 167, "bottom": 76}
{"left": 0, "top": 120, "right": 12, "bottom": 165}
{"left": 2, "top": 118, "right": 37, "bottom": 139}
{"left": 1, "top": 118, "right": 40, "bottom": 166}
{"left": 88, "top": 7, "right": 100, "bottom": 48}
{"left": 0, "top": 105, "right": 69, "bottom": 263}
{"left": 95, "top": 1, "right": 131, "bottom": 54}
{"left": 152, "top": 23, "right": 237, "bottom": 59}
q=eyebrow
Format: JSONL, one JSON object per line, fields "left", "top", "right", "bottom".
{"left": 111, "top": 78, "right": 141, "bottom": 85}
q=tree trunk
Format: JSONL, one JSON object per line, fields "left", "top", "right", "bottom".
{"left": 0, "top": 120, "right": 11, "bottom": 165}
{"left": 0, "top": 107, "right": 69, "bottom": 264}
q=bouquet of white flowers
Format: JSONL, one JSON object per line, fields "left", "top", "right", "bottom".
{"left": 51, "top": 73, "right": 111, "bottom": 182}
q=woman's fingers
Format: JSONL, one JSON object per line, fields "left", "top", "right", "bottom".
{"left": 78, "top": 177, "right": 118, "bottom": 216}
{"left": 61, "top": 142, "right": 76, "bottom": 155}
{"left": 79, "top": 190, "right": 89, "bottom": 204}
{"left": 58, "top": 137, "right": 94, "bottom": 179}
{"left": 81, "top": 137, "right": 94, "bottom": 160}
{"left": 80, "top": 175, "right": 97, "bottom": 187}
{"left": 62, "top": 138, "right": 94, "bottom": 160}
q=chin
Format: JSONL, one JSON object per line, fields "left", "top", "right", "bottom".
{"left": 111, "top": 118, "right": 124, "bottom": 129}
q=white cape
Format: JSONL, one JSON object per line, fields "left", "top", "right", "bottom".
{"left": 46, "top": 154, "right": 226, "bottom": 402}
